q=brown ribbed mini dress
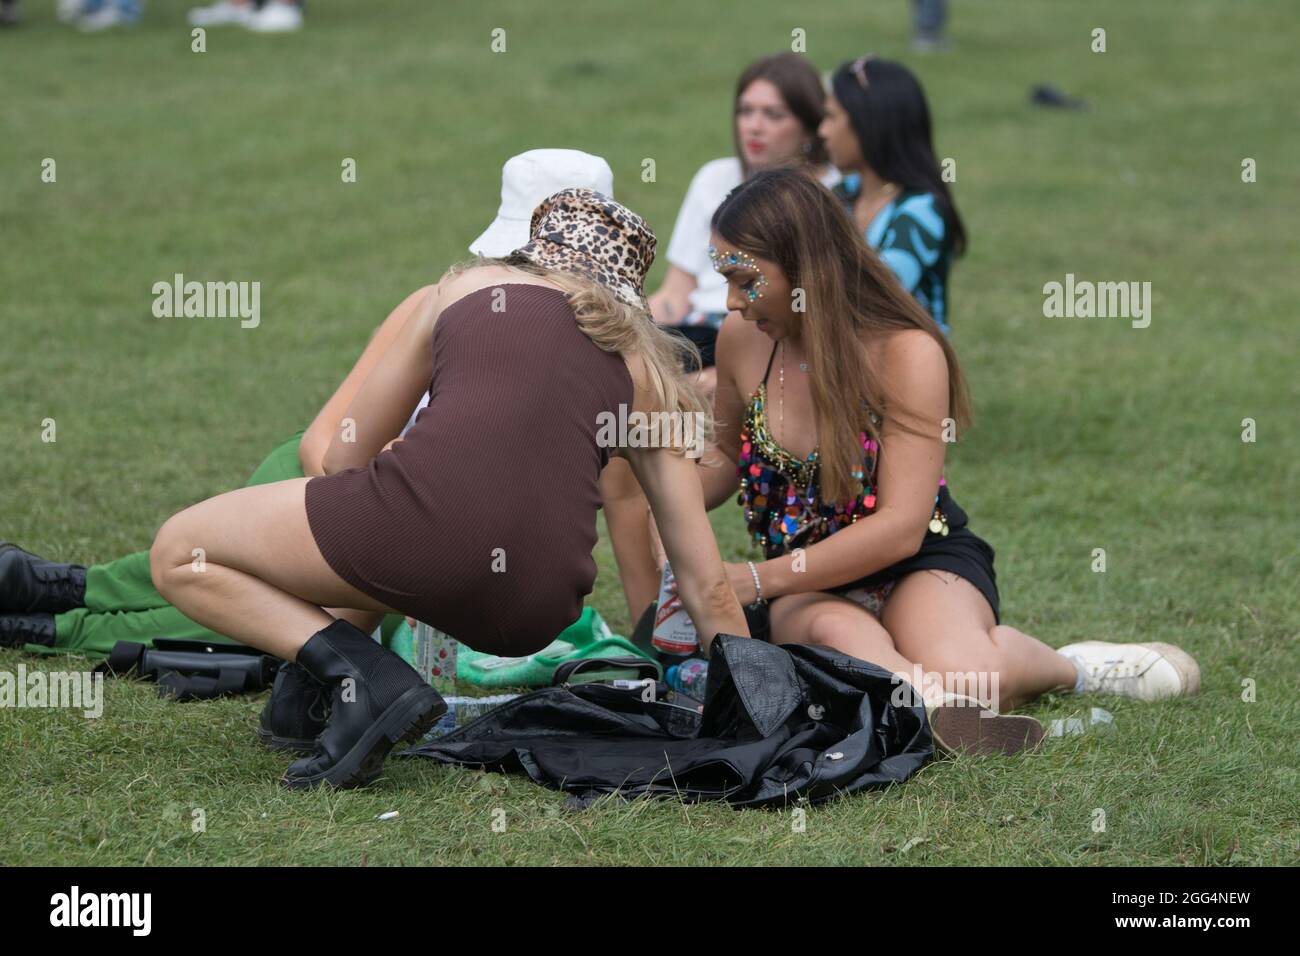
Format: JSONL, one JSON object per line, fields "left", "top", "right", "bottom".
{"left": 305, "top": 283, "right": 633, "bottom": 657}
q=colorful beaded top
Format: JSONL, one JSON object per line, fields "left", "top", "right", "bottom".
{"left": 736, "top": 345, "right": 951, "bottom": 559}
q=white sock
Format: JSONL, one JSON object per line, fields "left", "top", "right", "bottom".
{"left": 1066, "top": 655, "right": 1087, "bottom": 693}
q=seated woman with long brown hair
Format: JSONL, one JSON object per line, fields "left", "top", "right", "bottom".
{"left": 696, "top": 168, "right": 1199, "bottom": 754}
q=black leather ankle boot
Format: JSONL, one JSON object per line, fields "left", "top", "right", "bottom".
{"left": 0, "top": 612, "right": 56, "bottom": 648}
{"left": 0, "top": 543, "right": 87, "bottom": 614}
{"left": 281, "top": 619, "right": 446, "bottom": 790}
{"left": 257, "top": 661, "right": 331, "bottom": 755}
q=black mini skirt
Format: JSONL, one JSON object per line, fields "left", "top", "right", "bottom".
{"left": 662, "top": 324, "right": 720, "bottom": 370}
{"left": 847, "top": 524, "right": 1001, "bottom": 624}
{"left": 742, "top": 525, "right": 1001, "bottom": 642}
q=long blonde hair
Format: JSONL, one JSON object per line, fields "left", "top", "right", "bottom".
{"left": 445, "top": 256, "right": 714, "bottom": 452}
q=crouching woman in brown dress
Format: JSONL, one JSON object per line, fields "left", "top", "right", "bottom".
{"left": 150, "top": 189, "right": 749, "bottom": 790}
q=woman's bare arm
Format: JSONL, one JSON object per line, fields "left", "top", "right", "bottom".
{"left": 644, "top": 310, "right": 746, "bottom": 568}
{"left": 647, "top": 265, "right": 698, "bottom": 326}
{"left": 628, "top": 444, "right": 750, "bottom": 655}
{"left": 320, "top": 284, "right": 443, "bottom": 475}
{"left": 299, "top": 285, "right": 435, "bottom": 476}
{"left": 752, "top": 330, "right": 950, "bottom": 598}
{"left": 622, "top": 351, "right": 749, "bottom": 654}
{"left": 698, "top": 310, "right": 747, "bottom": 509}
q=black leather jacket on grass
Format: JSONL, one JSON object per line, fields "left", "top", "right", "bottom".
{"left": 404, "top": 633, "right": 933, "bottom": 809}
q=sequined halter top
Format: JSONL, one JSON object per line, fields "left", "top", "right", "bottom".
{"left": 736, "top": 341, "right": 957, "bottom": 558}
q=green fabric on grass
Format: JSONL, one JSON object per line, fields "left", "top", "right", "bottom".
{"left": 456, "top": 607, "right": 657, "bottom": 688}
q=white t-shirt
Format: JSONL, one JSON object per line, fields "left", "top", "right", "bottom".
{"left": 665, "top": 157, "right": 843, "bottom": 317}
{"left": 400, "top": 391, "right": 430, "bottom": 437}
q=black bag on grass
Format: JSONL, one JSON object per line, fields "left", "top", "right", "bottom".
{"left": 97, "top": 638, "right": 279, "bottom": 701}
{"left": 551, "top": 655, "right": 661, "bottom": 686}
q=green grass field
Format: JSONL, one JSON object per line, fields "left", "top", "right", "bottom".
{"left": 1, "top": 0, "right": 1296, "bottom": 865}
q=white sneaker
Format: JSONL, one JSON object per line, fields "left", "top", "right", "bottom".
{"left": 188, "top": 1, "right": 254, "bottom": 27}
{"left": 244, "top": 1, "right": 302, "bottom": 32}
{"left": 1058, "top": 641, "right": 1200, "bottom": 701}
{"left": 77, "top": 5, "right": 138, "bottom": 30}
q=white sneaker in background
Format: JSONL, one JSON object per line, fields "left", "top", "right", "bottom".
{"left": 244, "top": 0, "right": 302, "bottom": 32}
{"left": 77, "top": 5, "right": 138, "bottom": 30}
{"left": 1058, "top": 641, "right": 1201, "bottom": 701}
{"left": 58, "top": 0, "right": 91, "bottom": 22}
{"left": 188, "top": 1, "right": 254, "bottom": 27}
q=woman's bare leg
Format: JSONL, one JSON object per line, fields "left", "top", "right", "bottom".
{"left": 768, "top": 591, "right": 945, "bottom": 703}
{"left": 881, "top": 570, "right": 1077, "bottom": 711}
{"left": 326, "top": 607, "right": 386, "bottom": 636}
{"left": 599, "top": 458, "right": 660, "bottom": 621}
{"left": 150, "top": 479, "right": 396, "bottom": 661}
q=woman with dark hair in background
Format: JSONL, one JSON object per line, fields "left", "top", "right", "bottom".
{"left": 821, "top": 54, "right": 965, "bottom": 333}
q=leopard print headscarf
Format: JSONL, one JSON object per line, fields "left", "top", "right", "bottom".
{"left": 512, "top": 188, "right": 656, "bottom": 311}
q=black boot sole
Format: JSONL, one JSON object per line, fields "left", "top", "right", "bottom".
{"left": 280, "top": 684, "right": 447, "bottom": 791}
{"left": 256, "top": 726, "right": 319, "bottom": 756}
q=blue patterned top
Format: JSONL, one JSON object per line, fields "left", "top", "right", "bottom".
{"left": 833, "top": 174, "right": 952, "bottom": 333}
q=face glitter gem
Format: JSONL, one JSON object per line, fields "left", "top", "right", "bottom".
{"left": 708, "top": 244, "right": 770, "bottom": 299}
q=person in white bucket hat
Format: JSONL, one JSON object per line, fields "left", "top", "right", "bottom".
{"left": 362, "top": 150, "right": 614, "bottom": 437}
{"left": 0, "top": 148, "right": 626, "bottom": 670}
{"left": 470, "top": 149, "right": 615, "bottom": 256}
{"left": 8, "top": 146, "right": 681, "bottom": 766}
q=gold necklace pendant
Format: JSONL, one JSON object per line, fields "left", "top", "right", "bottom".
{"left": 778, "top": 342, "right": 785, "bottom": 441}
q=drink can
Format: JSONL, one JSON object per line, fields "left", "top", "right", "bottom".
{"left": 651, "top": 561, "right": 699, "bottom": 655}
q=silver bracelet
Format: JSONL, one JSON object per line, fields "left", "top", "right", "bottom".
{"left": 746, "top": 560, "right": 765, "bottom": 604}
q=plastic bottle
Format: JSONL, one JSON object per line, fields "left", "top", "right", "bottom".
{"left": 423, "top": 695, "right": 521, "bottom": 740}
{"left": 1047, "top": 707, "right": 1115, "bottom": 737}
{"left": 666, "top": 659, "right": 708, "bottom": 697}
